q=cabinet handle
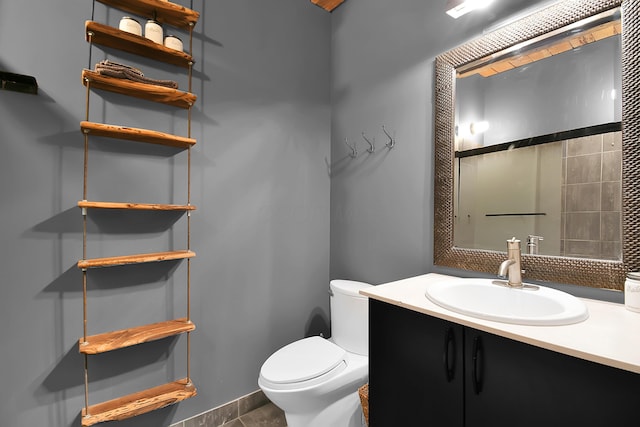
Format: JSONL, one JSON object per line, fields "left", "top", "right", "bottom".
{"left": 472, "top": 335, "right": 484, "bottom": 394}
{"left": 443, "top": 326, "right": 456, "bottom": 382}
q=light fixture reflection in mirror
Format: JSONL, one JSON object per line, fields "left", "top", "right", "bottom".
{"left": 469, "top": 121, "right": 489, "bottom": 135}
{"left": 434, "top": 0, "right": 636, "bottom": 290}
{"left": 446, "top": 0, "right": 495, "bottom": 19}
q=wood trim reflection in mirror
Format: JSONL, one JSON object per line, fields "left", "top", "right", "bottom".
{"left": 433, "top": 0, "right": 635, "bottom": 289}
{"left": 457, "top": 14, "right": 621, "bottom": 79}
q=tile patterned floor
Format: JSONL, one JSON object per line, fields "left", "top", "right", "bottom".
{"left": 231, "top": 402, "right": 287, "bottom": 426}
{"left": 175, "top": 390, "right": 286, "bottom": 427}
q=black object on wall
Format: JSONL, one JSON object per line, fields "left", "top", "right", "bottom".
{"left": 0, "top": 71, "right": 38, "bottom": 95}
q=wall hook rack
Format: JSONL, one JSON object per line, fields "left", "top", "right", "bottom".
{"left": 362, "top": 132, "right": 375, "bottom": 153}
{"left": 345, "top": 137, "right": 358, "bottom": 158}
{"left": 382, "top": 125, "right": 396, "bottom": 149}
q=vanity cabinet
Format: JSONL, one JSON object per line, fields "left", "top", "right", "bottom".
{"left": 369, "top": 299, "right": 639, "bottom": 426}
{"left": 369, "top": 299, "right": 463, "bottom": 425}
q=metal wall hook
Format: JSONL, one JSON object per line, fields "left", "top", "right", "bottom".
{"left": 382, "top": 125, "right": 396, "bottom": 149}
{"left": 362, "top": 132, "right": 375, "bottom": 153}
{"left": 344, "top": 137, "right": 357, "bottom": 158}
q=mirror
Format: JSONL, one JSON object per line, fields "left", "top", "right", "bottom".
{"left": 454, "top": 8, "right": 622, "bottom": 259}
{"left": 434, "top": 0, "right": 639, "bottom": 289}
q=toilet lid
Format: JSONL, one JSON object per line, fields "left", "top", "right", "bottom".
{"left": 260, "top": 336, "right": 347, "bottom": 384}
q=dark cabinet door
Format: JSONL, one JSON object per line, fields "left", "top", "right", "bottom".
{"left": 369, "top": 299, "right": 464, "bottom": 426}
{"left": 464, "top": 328, "right": 640, "bottom": 427}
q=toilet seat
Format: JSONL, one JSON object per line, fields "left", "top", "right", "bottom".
{"left": 259, "top": 336, "right": 347, "bottom": 388}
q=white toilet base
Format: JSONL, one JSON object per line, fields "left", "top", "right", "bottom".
{"left": 283, "top": 389, "right": 365, "bottom": 427}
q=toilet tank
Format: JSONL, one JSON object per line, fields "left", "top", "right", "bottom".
{"left": 330, "top": 279, "right": 373, "bottom": 356}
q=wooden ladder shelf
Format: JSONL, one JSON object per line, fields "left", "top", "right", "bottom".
{"left": 81, "top": 121, "right": 196, "bottom": 149}
{"left": 79, "top": 318, "right": 195, "bottom": 355}
{"left": 86, "top": 21, "right": 194, "bottom": 68}
{"left": 78, "top": 250, "right": 195, "bottom": 269}
{"left": 82, "top": 69, "right": 197, "bottom": 109}
{"left": 78, "top": 200, "right": 196, "bottom": 211}
{"left": 81, "top": 378, "right": 197, "bottom": 427}
{"left": 80, "top": 0, "right": 199, "bottom": 423}
{"left": 96, "top": 0, "right": 200, "bottom": 29}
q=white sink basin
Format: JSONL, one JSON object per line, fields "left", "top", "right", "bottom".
{"left": 425, "top": 278, "right": 589, "bottom": 326}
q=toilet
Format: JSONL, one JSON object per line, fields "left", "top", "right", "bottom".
{"left": 258, "top": 280, "right": 373, "bottom": 427}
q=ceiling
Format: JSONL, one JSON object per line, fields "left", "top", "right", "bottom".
{"left": 310, "top": 0, "right": 547, "bottom": 15}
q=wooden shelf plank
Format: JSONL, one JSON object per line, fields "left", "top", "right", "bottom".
{"left": 78, "top": 250, "right": 195, "bottom": 269}
{"left": 81, "top": 121, "right": 195, "bottom": 148}
{"left": 79, "top": 318, "right": 195, "bottom": 355}
{"left": 81, "top": 378, "right": 196, "bottom": 426}
{"left": 82, "top": 69, "right": 196, "bottom": 109}
{"left": 311, "top": 0, "right": 346, "bottom": 12}
{"left": 96, "top": 0, "right": 200, "bottom": 30}
{"left": 78, "top": 200, "right": 196, "bottom": 211}
{"left": 86, "top": 21, "right": 193, "bottom": 68}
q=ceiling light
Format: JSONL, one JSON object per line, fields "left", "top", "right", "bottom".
{"left": 446, "top": 0, "right": 495, "bottom": 19}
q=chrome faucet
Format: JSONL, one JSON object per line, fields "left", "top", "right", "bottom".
{"left": 498, "top": 237, "right": 523, "bottom": 287}
{"left": 526, "top": 235, "right": 544, "bottom": 255}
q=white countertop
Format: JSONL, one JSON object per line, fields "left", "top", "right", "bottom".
{"left": 361, "top": 273, "right": 640, "bottom": 374}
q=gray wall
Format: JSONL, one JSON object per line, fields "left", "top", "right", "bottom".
{"left": 0, "top": 0, "right": 330, "bottom": 425}
{"left": 329, "top": 0, "right": 621, "bottom": 300}
{"left": 1, "top": 0, "right": 622, "bottom": 425}
{"left": 329, "top": 0, "right": 550, "bottom": 284}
